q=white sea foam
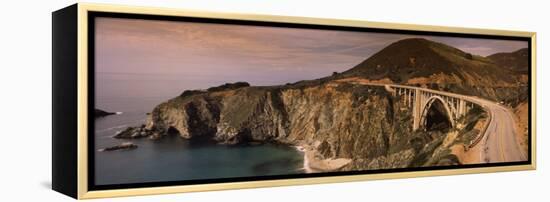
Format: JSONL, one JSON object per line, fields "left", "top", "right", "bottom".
{"left": 293, "top": 145, "right": 312, "bottom": 173}
{"left": 294, "top": 146, "right": 305, "bottom": 152}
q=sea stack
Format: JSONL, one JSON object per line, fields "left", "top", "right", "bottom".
{"left": 95, "top": 108, "right": 116, "bottom": 118}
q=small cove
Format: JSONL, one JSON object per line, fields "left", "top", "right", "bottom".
{"left": 95, "top": 110, "right": 304, "bottom": 185}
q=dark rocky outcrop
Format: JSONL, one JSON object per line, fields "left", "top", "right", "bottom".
{"left": 114, "top": 124, "right": 163, "bottom": 140}
{"left": 95, "top": 109, "right": 115, "bottom": 118}
{"left": 98, "top": 142, "right": 137, "bottom": 152}
{"left": 207, "top": 82, "right": 250, "bottom": 92}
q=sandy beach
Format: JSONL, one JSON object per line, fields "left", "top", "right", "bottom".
{"left": 295, "top": 144, "right": 351, "bottom": 173}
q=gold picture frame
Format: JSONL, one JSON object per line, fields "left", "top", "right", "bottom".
{"left": 52, "top": 3, "right": 536, "bottom": 199}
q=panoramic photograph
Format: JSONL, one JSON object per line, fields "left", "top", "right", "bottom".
{"left": 93, "top": 17, "right": 530, "bottom": 186}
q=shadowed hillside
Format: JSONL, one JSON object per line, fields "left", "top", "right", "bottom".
{"left": 488, "top": 48, "right": 529, "bottom": 73}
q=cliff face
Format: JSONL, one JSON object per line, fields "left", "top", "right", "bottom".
{"left": 117, "top": 82, "right": 427, "bottom": 169}
{"left": 278, "top": 84, "right": 396, "bottom": 160}
{"left": 147, "top": 83, "right": 396, "bottom": 155}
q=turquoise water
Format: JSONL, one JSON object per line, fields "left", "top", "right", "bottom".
{"left": 94, "top": 91, "right": 304, "bottom": 185}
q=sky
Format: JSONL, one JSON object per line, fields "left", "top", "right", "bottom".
{"left": 95, "top": 17, "right": 528, "bottom": 87}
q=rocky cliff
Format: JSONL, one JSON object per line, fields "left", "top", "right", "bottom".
{"left": 119, "top": 82, "right": 396, "bottom": 150}
{"left": 116, "top": 80, "right": 472, "bottom": 171}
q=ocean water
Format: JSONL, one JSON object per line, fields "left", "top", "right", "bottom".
{"left": 94, "top": 73, "right": 304, "bottom": 185}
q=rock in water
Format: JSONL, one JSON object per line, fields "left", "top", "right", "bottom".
{"left": 98, "top": 142, "right": 137, "bottom": 152}
{"left": 95, "top": 109, "right": 116, "bottom": 118}
{"left": 114, "top": 124, "right": 153, "bottom": 139}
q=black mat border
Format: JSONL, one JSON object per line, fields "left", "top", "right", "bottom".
{"left": 87, "top": 11, "right": 532, "bottom": 191}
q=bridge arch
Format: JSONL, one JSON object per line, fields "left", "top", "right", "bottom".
{"left": 419, "top": 95, "right": 455, "bottom": 131}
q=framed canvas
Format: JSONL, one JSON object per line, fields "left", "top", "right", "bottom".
{"left": 52, "top": 3, "right": 536, "bottom": 199}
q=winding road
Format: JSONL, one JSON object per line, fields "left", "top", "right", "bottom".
{"left": 471, "top": 97, "right": 527, "bottom": 163}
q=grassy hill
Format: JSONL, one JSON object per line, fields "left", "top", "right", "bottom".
{"left": 341, "top": 38, "right": 516, "bottom": 84}
{"left": 334, "top": 38, "right": 525, "bottom": 102}
{"left": 487, "top": 48, "right": 529, "bottom": 73}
